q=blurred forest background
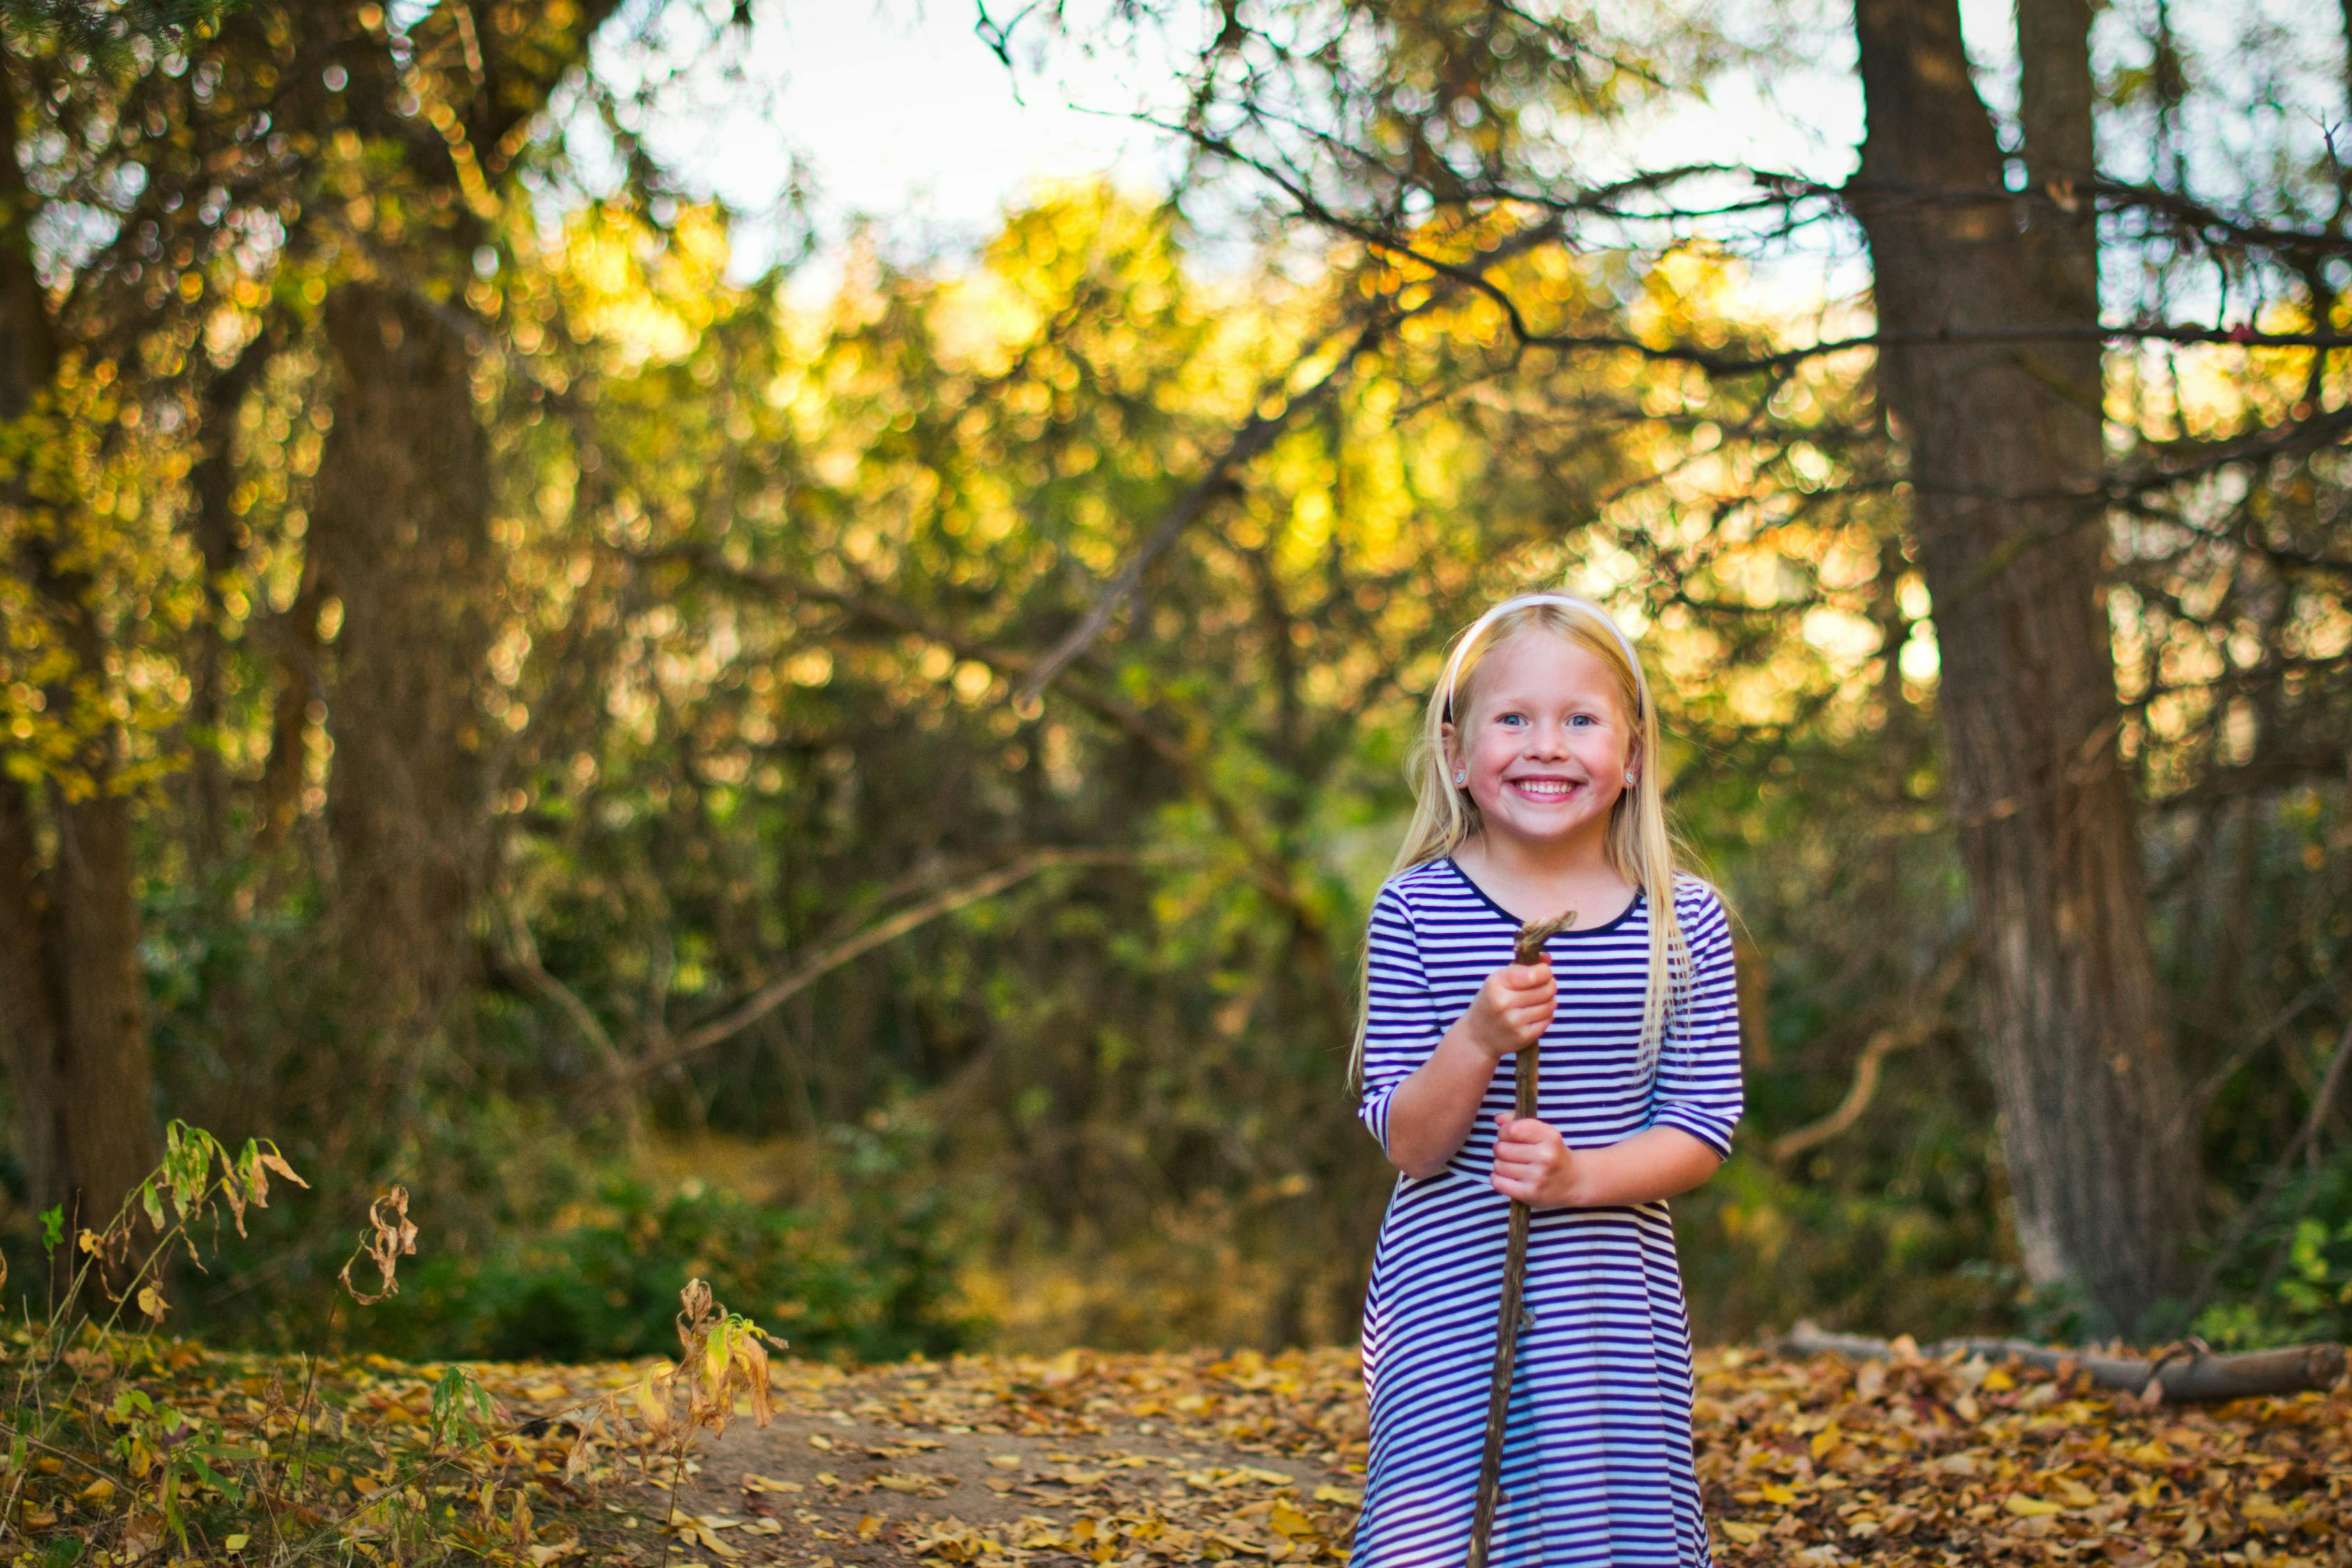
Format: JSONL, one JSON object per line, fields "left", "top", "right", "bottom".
{"left": 1, "top": 0, "right": 2346, "bottom": 1368}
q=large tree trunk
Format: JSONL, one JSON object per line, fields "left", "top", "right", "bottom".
{"left": 308, "top": 279, "right": 496, "bottom": 1082}
{"left": 1847, "top": 0, "right": 2202, "bottom": 1332}
{"left": 0, "top": 774, "right": 159, "bottom": 1246}
{"left": 0, "top": 62, "right": 159, "bottom": 1238}
{"left": 298, "top": 1, "right": 625, "bottom": 1105}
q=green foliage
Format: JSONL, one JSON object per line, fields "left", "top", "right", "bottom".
{"left": 427, "top": 1362, "right": 496, "bottom": 1451}
{"left": 1, "top": 0, "right": 2343, "bottom": 1362}
{"left": 1677, "top": 1137, "right": 2014, "bottom": 1346}
{"left": 5, "top": 1117, "right": 797, "bottom": 1567}
{"left": 0, "top": 0, "right": 240, "bottom": 66}
{"left": 358, "top": 1160, "right": 981, "bottom": 1366}
{"left": 2191, "top": 1144, "right": 2352, "bottom": 1350}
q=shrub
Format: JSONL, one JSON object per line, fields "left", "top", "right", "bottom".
{"left": 359, "top": 1155, "right": 981, "bottom": 1364}
{"left": 2190, "top": 1144, "right": 2352, "bottom": 1350}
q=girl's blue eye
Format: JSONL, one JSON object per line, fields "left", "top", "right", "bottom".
{"left": 1570, "top": 714, "right": 1593, "bottom": 727}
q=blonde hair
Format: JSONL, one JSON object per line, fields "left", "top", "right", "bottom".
{"left": 1348, "top": 592, "right": 1697, "bottom": 1089}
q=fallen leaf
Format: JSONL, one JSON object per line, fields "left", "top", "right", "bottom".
{"left": 1268, "top": 1503, "right": 1316, "bottom": 1538}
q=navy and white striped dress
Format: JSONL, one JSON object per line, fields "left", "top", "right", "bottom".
{"left": 1353, "top": 858, "right": 1744, "bottom": 1568}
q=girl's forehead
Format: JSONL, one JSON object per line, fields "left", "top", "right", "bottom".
{"left": 1470, "top": 627, "right": 1624, "bottom": 697}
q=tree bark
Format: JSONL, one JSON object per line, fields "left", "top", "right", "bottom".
{"left": 301, "top": 1, "right": 624, "bottom": 1086}
{"left": 309, "top": 278, "right": 496, "bottom": 1073}
{"left": 1847, "top": 0, "right": 2202, "bottom": 1332}
{"left": 0, "top": 60, "right": 160, "bottom": 1238}
{"left": 184, "top": 322, "right": 279, "bottom": 868}
{"left": 1780, "top": 1318, "right": 2344, "bottom": 1401}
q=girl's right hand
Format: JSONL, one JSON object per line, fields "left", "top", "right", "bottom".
{"left": 1461, "top": 960, "right": 1555, "bottom": 1060}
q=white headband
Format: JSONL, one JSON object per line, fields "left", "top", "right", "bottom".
{"left": 1438, "top": 592, "right": 1644, "bottom": 721}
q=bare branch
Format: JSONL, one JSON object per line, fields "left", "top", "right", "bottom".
{"left": 1011, "top": 309, "right": 1392, "bottom": 709}
{"left": 620, "top": 847, "right": 1144, "bottom": 1082}
{"left": 2183, "top": 1015, "right": 2352, "bottom": 1320}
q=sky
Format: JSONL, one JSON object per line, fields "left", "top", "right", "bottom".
{"left": 592, "top": 1, "right": 1890, "bottom": 279}
{"left": 592, "top": 1, "right": 1197, "bottom": 284}
{"left": 578, "top": 0, "right": 2339, "bottom": 325}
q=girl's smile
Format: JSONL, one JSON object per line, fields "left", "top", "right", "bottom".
{"left": 1504, "top": 775, "right": 1583, "bottom": 801}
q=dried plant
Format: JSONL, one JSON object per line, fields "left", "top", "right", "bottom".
{"left": 3, "top": 1123, "right": 785, "bottom": 1566}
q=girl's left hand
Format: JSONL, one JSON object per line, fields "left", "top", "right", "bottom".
{"left": 1490, "top": 1113, "right": 1578, "bottom": 1208}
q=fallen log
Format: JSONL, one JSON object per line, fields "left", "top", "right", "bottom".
{"left": 1777, "top": 1318, "right": 2346, "bottom": 1404}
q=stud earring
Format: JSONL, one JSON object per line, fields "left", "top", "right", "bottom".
{"left": 1624, "top": 770, "right": 1636, "bottom": 786}
{"left": 1452, "top": 769, "right": 1468, "bottom": 787}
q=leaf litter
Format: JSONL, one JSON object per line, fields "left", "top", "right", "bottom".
{"left": 604, "top": 1337, "right": 2349, "bottom": 1568}
{"left": 14, "top": 1271, "right": 2347, "bottom": 1566}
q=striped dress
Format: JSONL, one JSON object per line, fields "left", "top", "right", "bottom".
{"left": 1353, "top": 858, "right": 1744, "bottom": 1568}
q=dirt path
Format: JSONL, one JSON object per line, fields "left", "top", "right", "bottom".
{"left": 565, "top": 1348, "right": 1369, "bottom": 1567}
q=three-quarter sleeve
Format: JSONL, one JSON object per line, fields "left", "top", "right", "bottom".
{"left": 1647, "top": 882, "right": 1745, "bottom": 1162}
{"left": 1358, "top": 884, "right": 1443, "bottom": 1158}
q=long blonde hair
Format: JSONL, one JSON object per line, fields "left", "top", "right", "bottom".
{"left": 1348, "top": 592, "right": 1696, "bottom": 1089}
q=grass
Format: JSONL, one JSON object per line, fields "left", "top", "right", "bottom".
{"left": 4, "top": 1123, "right": 778, "bottom": 1567}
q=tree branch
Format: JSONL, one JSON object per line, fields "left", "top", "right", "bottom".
{"left": 618, "top": 847, "right": 1142, "bottom": 1082}
{"left": 2183, "top": 1014, "right": 2352, "bottom": 1321}
{"left": 1767, "top": 1021, "right": 1938, "bottom": 1162}
{"left": 1767, "top": 942, "right": 1969, "bottom": 1162}
{"left": 1010, "top": 309, "right": 1393, "bottom": 709}
{"left": 1779, "top": 1319, "right": 2344, "bottom": 1401}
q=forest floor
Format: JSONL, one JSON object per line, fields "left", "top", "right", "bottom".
{"left": 505, "top": 1339, "right": 2351, "bottom": 1568}
{"left": 17, "top": 1335, "right": 2349, "bottom": 1567}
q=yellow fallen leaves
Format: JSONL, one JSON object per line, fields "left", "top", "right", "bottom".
{"left": 667, "top": 1512, "right": 745, "bottom": 1559}
{"left": 29, "top": 1324, "right": 2349, "bottom": 1568}
{"left": 1698, "top": 1340, "right": 2351, "bottom": 1563}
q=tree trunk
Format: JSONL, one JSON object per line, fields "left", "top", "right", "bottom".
{"left": 297, "top": 1, "right": 625, "bottom": 1102}
{"left": 183, "top": 323, "right": 279, "bottom": 868}
{"left": 1847, "top": 0, "right": 2202, "bottom": 1332}
{"left": 308, "top": 279, "right": 496, "bottom": 1082}
{"left": 0, "top": 61, "right": 160, "bottom": 1240}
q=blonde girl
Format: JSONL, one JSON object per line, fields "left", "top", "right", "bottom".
{"left": 1347, "top": 590, "right": 1744, "bottom": 1568}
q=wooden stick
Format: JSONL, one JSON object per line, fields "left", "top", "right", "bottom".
{"left": 1468, "top": 910, "right": 1576, "bottom": 1568}
{"left": 1778, "top": 1318, "right": 2346, "bottom": 1403}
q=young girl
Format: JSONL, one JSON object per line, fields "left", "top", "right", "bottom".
{"left": 1348, "top": 592, "right": 1743, "bottom": 1568}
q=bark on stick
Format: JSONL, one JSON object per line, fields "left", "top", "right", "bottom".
{"left": 1468, "top": 909, "right": 1577, "bottom": 1568}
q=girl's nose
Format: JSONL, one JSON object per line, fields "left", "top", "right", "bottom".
{"left": 1523, "top": 721, "right": 1571, "bottom": 756}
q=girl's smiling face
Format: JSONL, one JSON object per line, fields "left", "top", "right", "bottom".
{"left": 1443, "top": 628, "right": 1636, "bottom": 850}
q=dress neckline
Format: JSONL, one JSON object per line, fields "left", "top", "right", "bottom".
{"left": 1440, "top": 855, "right": 1645, "bottom": 937}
